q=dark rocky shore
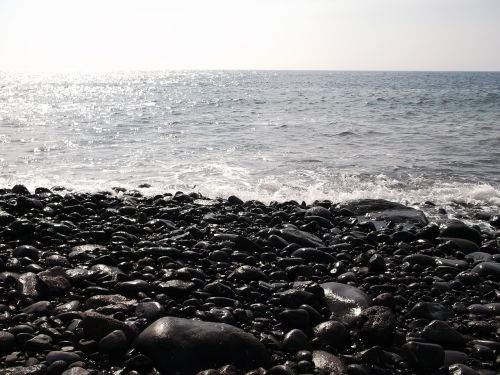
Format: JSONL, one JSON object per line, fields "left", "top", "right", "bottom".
{"left": 0, "top": 185, "right": 499, "bottom": 375}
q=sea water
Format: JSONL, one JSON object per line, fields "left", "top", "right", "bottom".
{"left": 1, "top": 70, "right": 499, "bottom": 214}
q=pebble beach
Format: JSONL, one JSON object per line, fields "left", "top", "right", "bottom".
{"left": 0, "top": 184, "right": 499, "bottom": 375}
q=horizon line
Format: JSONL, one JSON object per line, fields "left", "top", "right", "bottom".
{"left": 2, "top": 68, "right": 500, "bottom": 74}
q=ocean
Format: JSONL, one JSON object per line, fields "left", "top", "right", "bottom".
{"left": 1, "top": 70, "right": 499, "bottom": 218}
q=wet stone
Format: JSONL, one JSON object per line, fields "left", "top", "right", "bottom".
{"left": 38, "top": 267, "right": 72, "bottom": 296}
{"left": 440, "top": 221, "right": 482, "bottom": 245}
{"left": 406, "top": 302, "right": 453, "bottom": 321}
{"left": 24, "top": 334, "right": 53, "bottom": 350}
{"left": 81, "top": 311, "right": 137, "bottom": 341}
{"left": 134, "top": 317, "right": 271, "bottom": 374}
{"left": 46, "top": 351, "right": 82, "bottom": 364}
{"left": 448, "top": 364, "right": 480, "bottom": 375}
{"left": 0, "top": 331, "right": 16, "bottom": 353}
{"left": 358, "top": 306, "right": 396, "bottom": 345}
{"left": 17, "top": 272, "right": 42, "bottom": 299}
{"left": 321, "top": 282, "right": 371, "bottom": 324}
{"left": 233, "top": 266, "right": 268, "bottom": 281}
{"left": 312, "top": 321, "right": 350, "bottom": 351}
{"left": 135, "top": 301, "right": 164, "bottom": 320}
{"left": 422, "top": 320, "right": 466, "bottom": 348}
{"left": 13, "top": 246, "right": 40, "bottom": 260}
{"left": 281, "top": 329, "right": 312, "bottom": 353}
{"left": 61, "top": 368, "right": 89, "bottom": 375}
{"left": 312, "top": 350, "right": 346, "bottom": 375}
{"left": 471, "top": 262, "right": 500, "bottom": 280}
{"left": 402, "top": 341, "right": 444, "bottom": 372}
{"left": 291, "top": 248, "right": 335, "bottom": 263}
{"left": 98, "top": 329, "right": 128, "bottom": 355}
{"left": 3, "top": 365, "right": 47, "bottom": 375}
{"left": 0, "top": 191, "right": 498, "bottom": 374}
{"left": 279, "top": 228, "right": 324, "bottom": 248}
{"left": 157, "top": 279, "right": 196, "bottom": 297}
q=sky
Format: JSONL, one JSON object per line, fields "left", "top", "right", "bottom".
{"left": 0, "top": 0, "right": 499, "bottom": 72}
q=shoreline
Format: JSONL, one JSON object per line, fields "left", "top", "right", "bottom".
{"left": 0, "top": 184, "right": 499, "bottom": 374}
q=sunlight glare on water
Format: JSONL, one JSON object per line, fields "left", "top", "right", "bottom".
{"left": 0, "top": 70, "right": 499, "bottom": 209}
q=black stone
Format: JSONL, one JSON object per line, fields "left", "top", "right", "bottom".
{"left": 402, "top": 341, "right": 444, "bottom": 372}
{"left": 134, "top": 317, "right": 271, "bottom": 374}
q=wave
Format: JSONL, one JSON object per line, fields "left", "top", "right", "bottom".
{"left": 1, "top": 170, "right": 498, "bottom": 209}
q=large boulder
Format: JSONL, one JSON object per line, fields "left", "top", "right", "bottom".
{"left": 339, "top": 199, "right": 428, "bottom": 228}
{"left": 134, "top": 317, "right": 271, "bottom": 374}
{"left": 320, "top": 282, "right": 370, "bottom": 324}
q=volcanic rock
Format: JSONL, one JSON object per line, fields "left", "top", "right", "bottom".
{"left": 134, "top": 317, "right": 271, "bottom": 374}
{"left": 320, "top": 282, "right": 370, "bottom": 324}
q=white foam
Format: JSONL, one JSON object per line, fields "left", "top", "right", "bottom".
{"left": 2, "top": 169, "right": 498, "bottom": 211}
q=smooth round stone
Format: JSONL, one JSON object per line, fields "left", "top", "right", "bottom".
{"left": 278, "top": 309, "right": 310, "bottom": 330}
{"left": 115, "top": 279, "right": 150, "bottom": 294}
{"left": 457, "top": 271, "right": 480, "bottom": 285}
{"left": 278, "top": 289, "right": 315, "bottom": 308}
{"left": 439, "top": 238, "right": 480, "bottom": 254}
{"left": 320, "top": 282, "right": 370, "bottom": 324}
{"left": 281, "top": 329, "right": 311, "bottom": 353}
{"left": 82, "top": 311, "right": 137, "bottom": 341}
{"left": 24, "top": 334, "right": 53, "bottom": 350}
{"left": 0, "top": 331, "right": 16, "bottom": 353}
{"left": 46, "top": 351, "right": 82, "bottom": 364}
{"left": 448, "top": 364, "right": 479, "bottom": 375}
{"left": 291, "top": 248, "right": 335, "bottom": 263}
{"left": 406, "top": 302, "right": 453, "bottom": 321}
{"left": 312, "top": 350, "right": 345, "bottom": 375}
{"left": 203, "top": 282, "right": 235, "bottom": 298}
{"left": 465, "top": 252, "right": 493, "bottom": 263}
{"left": 264, "top": 365, "right": 294, "bottom": 375}
{"left": 312, "top": 321, "right": 349, "bottom": 351}
{"left": 402, "top": 341, "right": 444, "bottom": 372}
{"left": 133, "top": 317, "right": 271, "bottom": 374}
{"left": 403, "top": 254, "right": 435, "bottom": 267}
{"left": 38, "top": 268, "right": 72, "bottom": 296}
{"left": 434, "top": 257, "right": 468, "bottom": 268}
{"left": 234, "top": 236, "right": 263, "bottom": 253}
{"left": 12, "top": 245, "right": 40, "bottom": 260}
{"left": 47, "top": 360, "right": 69, "bottom": 375}
{"left": 84, "top": 294, "right": 136, "bottom": 309}
{"left": 422, "top": 320, "right": 466, "bottom": 348}
{"left": 233, "top": 266, "right": 267, "bottom": 281}
{"left": 440, "top": 222, "right": 482, "bottom": 245}
{"left": 279, "top": 228, "right": 324, "bottom": 248}
{"left": 54, "top": 300, "right": 81, "bottom": 313}
{"left": 471, "top": 262, "right": 500, "bottom": 280}
{"left": 367, "top": 254, "right": 386, "bottom": 273}
{"left": 98, "top": 330, "right": 128, "bottom": 355}
{"left": 227, "top": 195, "right": 244, "bottom": 205}
{"left": 346, "top": 364, "right": 371, "bottom": 375}
{"left": 12, "top": 184, "right": 30, "bottom": 194}
{"left": 306, "top": 206, "right": 332, "bottom": 219}
{"left": 443, "top": 350, "right": 468, "bottom": 366}
{"left": 305, "top": 215, "right": 333, "bottom": 229}
{"left": 61, "top": 368, "right": 89, "bottom": 375}
{"left": 135, "top": 302, "right": 164, "bottom": 320}
{"left": 339, "top": 199, "right": 428, "bottom": 226}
